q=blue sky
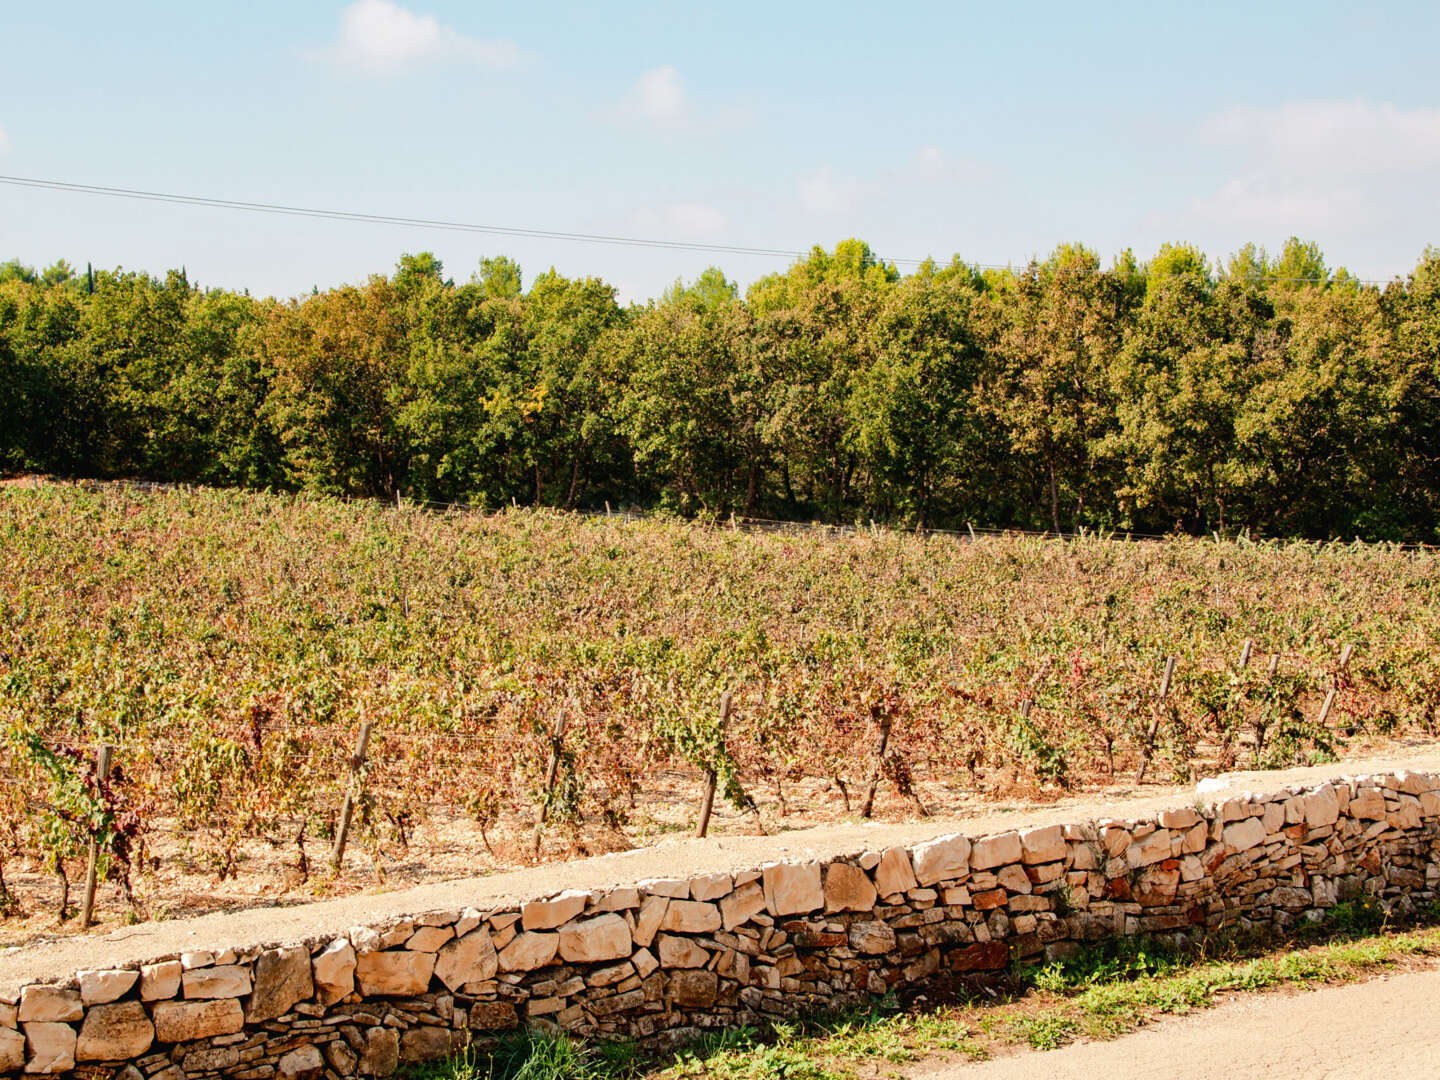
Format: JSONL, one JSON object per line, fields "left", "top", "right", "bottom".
{"left": 2, "top": 1, "right": 1438, "bottom": 301}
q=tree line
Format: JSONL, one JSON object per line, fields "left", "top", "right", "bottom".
{"left": 2, "top": 237, "right": 1438, "bottom": 540}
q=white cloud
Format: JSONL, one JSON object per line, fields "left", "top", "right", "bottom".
{"left": 1192, "top": 100, "right": 1440, "bottom": 230}
{"left": 317, "top": 0, "right": 523, "bottom": 76}
{"left": 624, "top": 65, "right": 689, "bottom": 127}
{"left": 797, "top": 148, "right": 993, "bottom": 219}
{"left": 615, "top": 65, "right": 753, "bottom": 133}
{"left": 632, "top": 201, "right": 728, "bottom": 236}
{"left": 1201, "top": 100, "right": 1440, "bottom": 174}
{"left": 798, "top": 166, "right": 863, "bottom": 216}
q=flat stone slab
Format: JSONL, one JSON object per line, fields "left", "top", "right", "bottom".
{"left": 4, "top": 748, "right": 1439, "bottom": 997}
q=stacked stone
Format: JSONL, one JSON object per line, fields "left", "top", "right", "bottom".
{"left": 4, "top": 769, "right": 1439, "bottom": 1078}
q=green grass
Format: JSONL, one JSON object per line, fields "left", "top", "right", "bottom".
{"left": 404, "top": 913, "right": 1440, "bottom": 1080}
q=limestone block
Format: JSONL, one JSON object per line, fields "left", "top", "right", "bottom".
{"left": 848, "top": 921, "right": 897, "bottom": 955}
{"left": 969, "top": 832, "right": 1022, "bottom": 871}
{"left": 355, "top": 949, "right": 436, "bottom": 995}
{"left": 1350, "top": 787, "right": 1386, "bottom": 820}
{"left": 1182, "top": 822, "right": 1209, "bottom": 854}
{"left": 1272, "top": 886, "right": 1313, "bottom": 910}
{"left": 633, "top": 896, "right": 670, "bottom": 946}
{"left": 245, "top": 946, "right": 313, "bottom": 1023}
{"left": 637, "top": 878, "right": 691, "bottom": 898}
{"left": 1099, "top": 828, "right": 1132, "bottom": 860}
{"left": 1396, "top": 770, "right": 1439, "bottom": 795}
{"left": 1304, "top": 784, "right": 1340, "bottom": 828}
{"left": 497, "top": 932, "right": 558, "bottom": 973}
{"left": 22, "top": 1023, "right": 76, "bottom": 1074}
{"left": 913, "top": 834, "right": 973, "bottom": 883}
{"left": 823, "top": 863, "right": 878, "bottom": 912}
{"left": 1125, "top": 829, "right": 1173, "bottom": 868}
{"left": 76, "top": 1002, "right": 154, "bottom": 1061}
{"left": 1158, "top": 807, "right": 1200, "bottom": 830}
{"left": 181, "top": 965, "right": 251, "bottom": 1000}
{"left": 659, "top": 900, "right": 722, "bottom": 934}
{"left": 1388, "top": 798, "right": 1423, "bottom": 830}
{"left": 1019, "top": 825, "right": 1066, "bottom": 865}
{"left": 314, "top": 939, "right": 357, "bottom": 1005}
{"left": 435, "top": 928, "right": 498, "bottom": 991}
{"left": 689, "top": 873, "right": 733, "bottom": 901}
{"left": 596, "top": 888, "right": 640, "bottom": 911}
{"left": 668, "top": 969, "right": 718, "bottom": 1008}
{"left": 454, "top": 907, "right": 485, "bottom": 936}
{"left": 521, "top": 890, "right": 587, "bottom": 931}
{"left": 656, "top": 934, "right": 710, "bottom": 968}
{"left": 558, "top": 914, "right": 633, "bottom": 964}
{"left": 0, "top": 1028, "right": 23, "bottom": 1072}
{"left": 873, "top": 847, "right": 918, "bottom": 896}
{"left": 1421, "top": 791, "right": 1440, "bottom": 818}
{"left": 77, "top": 970, "right": 139, "bottom": 1006}
{"left": 720, "top": 882, "right": 766, "bottom": 930}
{"left": 762, "top": 862, "right": 823, "bottom": 915}
{"left": 17, "top": 988, "right": 81, "bottom": 1024}
{"left": 1261, "top": 801, "right": 1285, "bottom": 834}
{"left": 399, "top": 1027, "right": 454, "bottom": 1064}
{"left": 350, "top": 926, "right": 384, "bottom": 953}
{"left": 1223, "top": 818, "right": 1266, "bottom": 853}
{"left": 1132, "top": 866, "right": 1180, "bottom": 907}
{"left": 361, "top": 1027, "right": 399, "bottom": 1077}
{"left": 632, "top": 947, "right": 658, "bottom": 978}
{"left": 277, "top": 1044, "right": 325, "bottom": 1080}
{"left": 467, "top": 1001, "right": 518, "bottom": 1031}
{"left": 405, "top": 926, "right": 454, "bottom": 953}
{"left": 996, "top": 864, "right": 1031, "bottom": 894}
{"left": 139, "top": 961, "right": 182, "bottom": 1002}
{"left": 151, "top": 999, "right": 244, "bottom": 1043}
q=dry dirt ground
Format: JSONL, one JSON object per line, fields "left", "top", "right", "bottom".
{"left": 5, "top": 747, "right": 1440, "bottom": 998}
{"left": 917, "top": 967, "right": 1440, "bottom": 1079}
{"left": 4, "top": 734, "right": 1431, "bottom": 952}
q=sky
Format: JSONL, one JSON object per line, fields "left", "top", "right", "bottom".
{"left": 2, "top": 0, "right": 1438, "bottom": 302}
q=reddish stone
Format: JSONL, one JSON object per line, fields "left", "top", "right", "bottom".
{"left": 1103, "top": 877, "right": 1133, "bottom": 901}
{"left": 1283, "top": 824, "right": 1307, "bottom": 841}
{"left": 1159, "top": 858, "right": 1180, "bottom": 871}
{"left": 1188, "top": 905, "right": 1207, "bottom": 925}
{"left": 972, "top": 888, "right": 1008, "bottom": 910}
{"left": 950, "top": 941, "right": 1010, "bottom": 972}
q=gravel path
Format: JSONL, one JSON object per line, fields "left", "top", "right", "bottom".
{"left": 920, "top": 968, "right": 1440, "bottom": 1079}
{"left": 4, "top": 748, "right": 1437, "bottom": 994}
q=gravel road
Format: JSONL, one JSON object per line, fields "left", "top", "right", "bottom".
{"left": 920, "top": 968, "right": 1440, "bottom": 1079}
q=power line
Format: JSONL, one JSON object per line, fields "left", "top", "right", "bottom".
{"left": 0, "top": 173, "right": 1393, "bottom": 285}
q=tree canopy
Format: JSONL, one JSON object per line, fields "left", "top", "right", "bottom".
{"left": 3, "top": 238, "right": 1439, "bottom": 541}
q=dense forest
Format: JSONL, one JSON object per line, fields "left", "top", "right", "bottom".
{"left": 2, "top": 237, "right": 1438, "bottom": 539}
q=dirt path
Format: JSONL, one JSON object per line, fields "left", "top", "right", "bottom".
{"left": 4, "top": 749, "right": 1438, "bottom": 996}
{"left": 918, "top": 968, "right": 1440, "bottom": 1078}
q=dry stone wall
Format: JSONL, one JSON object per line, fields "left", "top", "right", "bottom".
{"left": 6, "top": 767, "right": 1440, "bottom": 1079}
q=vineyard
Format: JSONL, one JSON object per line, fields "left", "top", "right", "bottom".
{"left": 2, "top": 482, "right": 1439, "bottom": 939}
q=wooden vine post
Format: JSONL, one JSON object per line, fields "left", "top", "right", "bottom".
{"left": 859, "top": 709, "right": 895, "bottom": 820}
{"left": 696, "top": 691, "right": 733, "bottom": 838}
{"left": 1315, "top": 643, "right": 1355, "bottom": 727}
{"left": 1135, "top": 656, "right": 1177, "bottom": 785}
{"left": 330, "top": 720, "right": 373, "bottom": 873}
{"left": 533, "top": 706, "right": 570, "bottom": 857}
{"left": 79, "top": 743, "right": 114, "bottom": 929}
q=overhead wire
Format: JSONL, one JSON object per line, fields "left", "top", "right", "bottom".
{"left": 0, "top": 173, "right": 1394, "bottom": 285}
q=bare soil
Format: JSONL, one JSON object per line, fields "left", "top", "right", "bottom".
{"left": 5, "top": 746, "right": 1439, "bottom": 997}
